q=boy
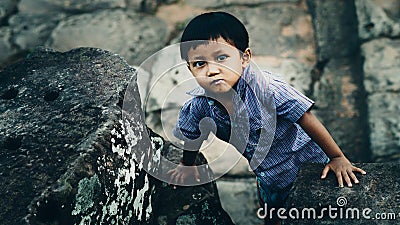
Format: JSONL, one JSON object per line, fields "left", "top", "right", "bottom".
{"left": 167, "top": 11, "right": 366, "bottom": 224}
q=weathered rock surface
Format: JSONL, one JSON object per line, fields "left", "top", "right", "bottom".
{"left": 18, "top": 0, "right": 126, "bottom": 14}
{"left": 361, "top": 38, "right": 400, "bottom": 161}
{"left": 355, "top": 0, "right": 400, "bottom": 41}
{"left": 286, "top": 163, "right": 400, "bottom": 224}
{"left": 185, "top": 0, "right": 300, "bottom": 8}
{"left": 46, "top": 9, "right": 168, "bottom": 66}
{"left": 216, "top": 178, "right": 261, "bottom": 225}
{"left": 306, "top": 0, "right": 370, "bottom": 161}
{"left": 0, "top": 0, "right": 18, "bottom": 25}
{"left": 0, "top": 46, "right": 143, "bottom": 224}
{"left": 0, "top": 47, "right": 233, "bottom": 224}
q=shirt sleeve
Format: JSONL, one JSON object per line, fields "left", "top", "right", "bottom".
{"left": 173, "top": 97, "right": 210, "bottom": 141}
{"left": 270, "top": 78, "right": 314, "bottom": 123}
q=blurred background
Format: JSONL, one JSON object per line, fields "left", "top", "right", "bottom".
{"left": 1, "top": 0, "right": 399, "bottom": 224}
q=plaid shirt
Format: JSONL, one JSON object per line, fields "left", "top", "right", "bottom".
{"left": 174, "top": 66, "right": 329, "bottom": 191}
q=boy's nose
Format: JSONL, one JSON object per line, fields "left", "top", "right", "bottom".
{"left": 207, "top": 62, "right": 220, "bottom": 76}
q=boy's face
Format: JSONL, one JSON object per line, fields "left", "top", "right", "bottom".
{"left": 186, "top": 37, "right": 251, "bottom": 94}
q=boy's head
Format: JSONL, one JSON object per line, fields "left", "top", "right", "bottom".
{"left": 180, "top": 11, "right": 249, "bottom": 61}
{"left": 179, "top": 12, "right": 252, "bottom": 95}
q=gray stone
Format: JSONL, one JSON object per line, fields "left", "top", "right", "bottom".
{"left": 46, "top": 9, "right": 168, "bottom": 66}
{"left": 362, "top": 38, "right": 400, "bottom": 160}
{"left": 18, "top": 0, "right": 126, "bottom": 14}
{"left": 355, "top": 0, "right": 400, "bottom": 41}
{"left": 254, "top": 57, "right": 313, "bottom": 94}
{"left": 0, "top": 0, "right": 18, "bottom": 24}
{"left": 286, "top": 163, "right": 400, "bottom": 224}
{"left": 362, "top": 38, "right": 400, "bottom": 93}
{"left": 0, "top": 27, "right": 18, "bottom": 68}
{"left": 0, "top": 47, "right": 155, "bottom": 224}
{"left": 223, "top": 4, "right": 316, "bottom": 65}
{"left": 216, "top": 178, "right": 262, "bottom": 225}
{"left": 9, "top": 12, "right": 66, "bottom": 50}
{"left": 124, "top": 0, "right": 178, "bottom": 13}
{"left": 184, "top": 0, "right": 300, "bottom": 8}
{"left": 126, "top": 0, "right": 157, "bottom": 13}
{"left": 372, "top": 0, "right": 400, "bottom": 19}
{"left": 306, "top": 0, "right": 370, "bottom": 161}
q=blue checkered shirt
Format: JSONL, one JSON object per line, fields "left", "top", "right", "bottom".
{"left": 174, "top": 66, "right": 329, "bottom": 191}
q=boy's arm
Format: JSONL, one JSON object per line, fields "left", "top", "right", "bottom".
{"left": 298, "top": 111, "right": 366, "bottom": 187}
{"left": 181, "top": 138, "right": 203, "bottom": 165}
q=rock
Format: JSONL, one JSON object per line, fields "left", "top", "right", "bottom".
{"left": 216, "top": 178, "right": 261, "bottom": 225}
{"left": 0, "top": 0, "right": 18, "bottom": 25}
{"left": 125, "top": 0, "right": 178, "bottom": 13}
{"left": 46, "top": 9, "right": 168, "bottom": 66}
{"left": 9, "top": 12, "right": 66, "bottom": 50}
{"left": 253, "top": 57, "right": 313, "bottom": 94}
{"left": 361, "top": 38, "right": 400, "bottom": 160}
{"left": 372, "top": 0, "right": 400, "bottom": 19}
{"left": 18, "top": 0, "right": 126, "bottom": 14}
{"left": 0, "top": 47, "right": 233, "bottom": 224}
{"left": 224, "top": 3, "right": 316, "bottom": 65}
{"left": 286, "top": 163, "right": 400, "bottom": 224}
{"left": 355, "top": 0, "right": 400, "bottom": 41}
{"left": 0, "top": 27, "right": 19, "bottom": 68}
{"left": 306, "top": 0, "right": 370, "bottom": 161}
{"left": 0, "top": 47, "right": 154, "bottom": 224}
{"left": 184, "top": 0, "right": 300, "bottom": 8}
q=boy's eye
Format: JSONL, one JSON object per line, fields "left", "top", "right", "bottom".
{"left": 217, "top": 55, "right": 228, "bottom": 61}
{"left": 192, "top": 61, "right": 206, "bottom": 68}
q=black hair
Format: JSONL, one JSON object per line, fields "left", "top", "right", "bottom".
{"left": 180, "top": 11, "right": 249, "bottom": 61}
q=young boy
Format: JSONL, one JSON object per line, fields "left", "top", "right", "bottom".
{"left": 167, "top": 11, "right": 366, "bottom": 224}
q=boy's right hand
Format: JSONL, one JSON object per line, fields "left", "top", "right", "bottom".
{"left": 167, "top": 162, "right": 201, "bottom": 187}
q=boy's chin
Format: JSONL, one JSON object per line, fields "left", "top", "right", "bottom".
{"left": 208, "top": 88, "right": 235, "bottom": 96}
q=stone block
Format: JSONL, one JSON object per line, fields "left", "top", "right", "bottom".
{"left": 46, "top": 9, "right": 168, "bottom": 66}
{"left": 285, "top": 163, "right": 400, "bottom": 224}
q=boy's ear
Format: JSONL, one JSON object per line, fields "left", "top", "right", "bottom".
{"left": 241, "top": 48, "right": 252, "bottom": 67}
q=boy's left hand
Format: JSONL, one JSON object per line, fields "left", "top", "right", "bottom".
{"left": 321, "top": 156, "right": 366, "bottom": 188}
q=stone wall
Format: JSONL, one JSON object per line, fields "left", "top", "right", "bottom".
{"left": 2, "top": 0, "right": 397, "bottom": 162}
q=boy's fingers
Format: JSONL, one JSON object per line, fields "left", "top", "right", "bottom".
{"left": 336, "top": 172, "right": 344, "bottom": 187}
{"left": 167, "top": 171, "right": 175, "bottom": 184}
{"left": 180, "top": 174, "right": 185, "bottom": 184}
{"left": 321, "top": 165, "right": 330, "bottom": 179}
{"left": 342, "top": 171, "right": 352, "bottom": 187}
{"left": 348, "top": 171, "right": 359, "bottom": 184}
{"left": 174, "top": 173, "right": 181, "bottom": 184}
{"left": 353, "top": 166, "right": 367, "bottom": 175}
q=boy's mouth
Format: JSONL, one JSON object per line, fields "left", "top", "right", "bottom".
{"left": 210, "top": 79, "right": 225, "bottom": 86}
